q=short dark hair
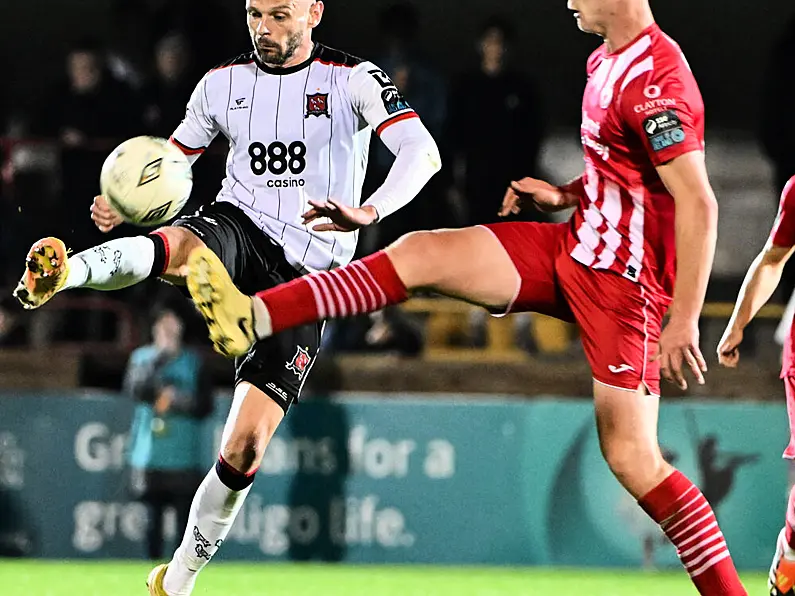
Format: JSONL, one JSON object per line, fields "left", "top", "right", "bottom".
{"left": 69, "top": 36, "right": 103, "bottom": 57}
{"left": 150, "top": 305, "right": 182, "bottom": 328}
{"left": 480, "top": 15, "right": 516, "bottom": 45}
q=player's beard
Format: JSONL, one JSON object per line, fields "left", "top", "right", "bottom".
{"left": 255, "top": 31, "right": 304, "bottom": 67}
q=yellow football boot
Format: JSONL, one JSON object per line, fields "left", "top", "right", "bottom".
{"left": 186, "top": 247, "right": 257, "bottom": 358}
{"left": 146, "top": 563, "right": 169, "bottom": 595}
{"left": 13, "top": 237, "right": 70, "bottom": 309}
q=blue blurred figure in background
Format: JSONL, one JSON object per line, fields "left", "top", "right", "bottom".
{"left": 125, "top": 307, "right": 212, "bottom": 561}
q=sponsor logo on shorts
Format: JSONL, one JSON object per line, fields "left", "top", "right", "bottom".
{"left": 286, "top": 346, "right": 312, "bottom": 380}
{"left": 266, "top": 382, "right": 289, "bottom": 401}
{"left": 608, "top": 364, "right": 636, "bottom": 374}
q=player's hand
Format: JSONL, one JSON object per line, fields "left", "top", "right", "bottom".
{"left": 90, "top": 195, "right": 124, "bottom": 233}
{"left": 716, "top": 326, "right": 743, "bottom": 368}
{"left": 499, "top": 177, "right": 569, "bottom": 217}
{"left": 301, "top": 199, "right": 378, "bottom": 232}
{"left": 653, "top": 317, "right": 707, "bottom": 391}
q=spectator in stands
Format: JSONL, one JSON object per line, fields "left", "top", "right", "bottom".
{"left": 362, "top": 2, "right": 448, "bottom": 253}
{"left": 44, "top": 39, "right": 140, "bottom": 150}
{"left": 125, "top": 308, "right": 212, "bottom": 561}
{"left": 147, "top": 0, "right": 240, "bottom": 72}
{"left": 446, "top": 17, "right": 546, "bottom": 227}
{"left": 36, "top": 39, "right": 142, "bottom": 250}
{"left": 142, "top": 33, "right": 196, "bottom": 138}
{"left": 140, "top": 32, "right": 223, "bottom": 215}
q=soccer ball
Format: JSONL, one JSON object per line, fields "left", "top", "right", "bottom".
{"left": 99, "top": 136, "right": 193, "bottom": 226}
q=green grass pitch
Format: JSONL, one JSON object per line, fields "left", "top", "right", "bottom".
{"left": 0, "top": 561, "right": 768, "bottom": 595}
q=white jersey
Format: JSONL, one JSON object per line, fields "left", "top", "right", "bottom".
{"left": 171, "top": 44, "right": 419, "bottom": 273}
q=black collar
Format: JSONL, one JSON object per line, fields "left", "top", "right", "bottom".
{"left": 253, "top": 43, "right": 322, "bottom": 75}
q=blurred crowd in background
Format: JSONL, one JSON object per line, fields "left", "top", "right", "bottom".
{"left": 1, "top": 1, "right": 795, "bottom": 360}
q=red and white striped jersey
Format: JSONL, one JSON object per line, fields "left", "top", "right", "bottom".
{"left": 768, "top": 176, "right": 795, "bottom": 377}
{"left": 565, "top": 23, "right": 705, "bottom": 302}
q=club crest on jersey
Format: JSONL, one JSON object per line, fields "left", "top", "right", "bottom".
{"left": 286, "top": 346, "right": 312, "bottom": 380}
{"left": 306, "top": 93, "right": 330, "bottom": 118}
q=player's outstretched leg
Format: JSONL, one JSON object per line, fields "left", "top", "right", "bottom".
{"left": 186, "top": 227, "right": 522, "bottom": 357}
{"left": 595, "top": 384, "right": 747, "bottom": 595}
{"left": 769, "top": 484, "right": 795, "bottom": 595}
{"left": 12, "top": 228, "right": 202, "bottom": 309}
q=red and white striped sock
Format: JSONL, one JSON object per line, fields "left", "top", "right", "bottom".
{"left": 639, "top": 470, "right": 746, "bottom": 596}
{"left": 254, "top": 251, "right": 408, "bottom": 335}
{"left": 784, "top": 483, "right": 795, "bottom": 551}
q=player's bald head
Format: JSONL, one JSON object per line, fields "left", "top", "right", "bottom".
{"left": 246, "top": 0, "right": 321, "bottom": 17}
{"left": 246, "top": 0, "right": 324, "bottom": 67}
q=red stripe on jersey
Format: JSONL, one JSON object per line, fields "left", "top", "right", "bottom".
{"left": 169, "top": 136, "right": 205, "bottom": 156}
{"left": 313, "top": 58, "right": 355, "bottom": 68}
{"left": 376, "top": 111, "right": 418, "bottom": 136}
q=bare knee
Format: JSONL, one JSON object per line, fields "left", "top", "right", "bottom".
{"left": 222, "top": 429, "right": 266, "bottom": 474}
{"left": 386, "top": 230, "right": 454, "bottom": 289}
{"left": 601, "top": 440, "right": 672, "bottom": 499}
{"left": 219, "top": 383, "right": 284, "bottom": 474}
{"left": 154, "top": 226, "right": 206, "bottom": 279}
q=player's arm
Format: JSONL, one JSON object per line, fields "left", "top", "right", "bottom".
{"left": 654, "top": 151, "right": 716, "bottom": 388}
{"left": 657, "top": 151, "right": 718, "bottom": 324}
{"left": 718, "top": 178, "right": 795, "bottom": 366}
{"left": 302, "top": 62, "right": 441, "bottom": 232}
{"left": 168, "top": 74, "right": 220, "bottom": 166}
{"left": 622, "top": 69, "right": 712, "bottom": 389}
{"left": 353, "top": 63, "right": 441, "bottom": 222}
{"left": 92, "top": 75, "right": 220, "bottom": 232}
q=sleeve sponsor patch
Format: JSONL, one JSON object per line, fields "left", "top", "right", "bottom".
{"left": 643, "top": 109, "right": 686, "bottom": 152}
{"left": 382, "top": 88, "right": 411, "bottom": 115}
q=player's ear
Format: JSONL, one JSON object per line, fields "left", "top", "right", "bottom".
{"left": 308, "top": 1, "right": 324, "bottom": 29}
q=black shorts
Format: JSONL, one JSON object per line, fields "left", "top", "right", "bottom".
{"left": 173, "top": 201, "right": 322, "bottom": 413}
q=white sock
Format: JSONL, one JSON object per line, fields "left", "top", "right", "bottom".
{"left": 162, "top": 465, "right": 252, "bottom": 596}
{"left": 63, "top": 236, "right": 156, "bottom": 291}
{"left": 252, "top": 296, "right": 273, "bottom": 339}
